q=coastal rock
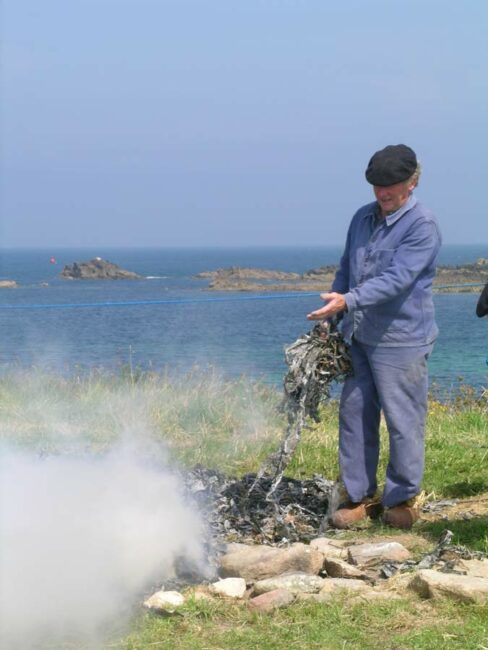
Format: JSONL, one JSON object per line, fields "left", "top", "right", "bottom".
{"left": 302, "top": 265, "right": 338, "bottom": 278}
{"left": 409, "top": 569, "right": 488, "bottom": 603}
{"left": 219, "top": 543, "right": 324, "bottom": 582}
{"left": 197, "top": 262, "right": 488, "bottom": 293}
{"left": 0, "top": 280, "right": 17, "bottom": 288}
{"left": 61, "top": 258, "right": 141, "bottom": 280}
{"left": 253, "top": 572, "right": 325, "bottom": 595}
{"left": 195, "top": 267, "right": 300, "bottom": 281}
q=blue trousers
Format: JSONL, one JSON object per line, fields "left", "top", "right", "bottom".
{"left": 339, "top": 339, "right": 433, "bottom": 508}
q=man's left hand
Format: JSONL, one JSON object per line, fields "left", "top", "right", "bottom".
{"left": 307, "top": 292, "right": 347, "bottom": 320}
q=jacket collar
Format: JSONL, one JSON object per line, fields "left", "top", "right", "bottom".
{"left": 363, "top": 195, "right": 417, "bottom": 225}
{"left": 384, "top": 194, "right": 417, "bottom": 225}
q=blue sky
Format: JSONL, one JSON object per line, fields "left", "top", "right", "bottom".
{"left": 1, "top": 1, "right": 487, "bottom": 248}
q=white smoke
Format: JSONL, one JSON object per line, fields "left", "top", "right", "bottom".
{"left": 0, "top": 445, "right": 206, "bottom": 649}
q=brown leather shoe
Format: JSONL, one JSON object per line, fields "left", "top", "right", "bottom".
{"left": 382, "top": 499, "right": 420, "bottom": 529}
{"left": 330, "top": 499, "right": 383, "bottom": 529}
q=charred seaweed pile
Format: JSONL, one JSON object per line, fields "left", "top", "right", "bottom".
{"left": 186, "top": 466, "right": 336, "bottom": 545}
{"left": 184, "top": 321, "right": 352, "bottom": 546}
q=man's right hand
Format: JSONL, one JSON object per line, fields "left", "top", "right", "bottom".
{"left": 307, "top": 292, "right": 347, "bottom": 321}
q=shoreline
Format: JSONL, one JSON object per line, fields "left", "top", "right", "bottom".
{"left": 196, "top": 260, "right": 488, "bottom": 293}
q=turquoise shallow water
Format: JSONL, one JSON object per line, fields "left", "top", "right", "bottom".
{"left": 0, "top": 246, "right": 486, "bottom": 393}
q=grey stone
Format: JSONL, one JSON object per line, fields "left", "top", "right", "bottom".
{"left": 249, "top": 588, "right": 295, "bottom": 612}
{"left": 309, "top": 537, "right": 348, "bottom": 559}
{"left": 219, "top": 542, "right": 324, "bottom": 582}
{"left": 253, "top": 572, "right": 325, "bottom": 595}
{"left": 409, "top": 569, "right": 488, "bottom": 604}
{"left": 143, "top": 590, "right": 185, "bottom": 613}
{"left": 210, "top": 577, "right": 247, "bottom": 599}
{"left": 348, "top": 541, "right": 411, "bottom": 567}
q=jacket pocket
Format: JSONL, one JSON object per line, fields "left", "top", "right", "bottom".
{"left": 369, "top": 248, "right": 395, "bottom": 275}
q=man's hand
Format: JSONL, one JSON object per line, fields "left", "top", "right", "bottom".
{"left": 307, "top": 292, "right": 347, "bottom": 320}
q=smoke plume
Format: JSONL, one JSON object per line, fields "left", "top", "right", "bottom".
{"left": 0, "top": 445, "right": 206, "bottom": 649}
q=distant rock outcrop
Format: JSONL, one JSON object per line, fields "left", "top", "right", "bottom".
{"left": 61, "top": 258, "right": 141, "bottom": 280}
{"left": 194, "top": 266, "right": 301, "bottom": 291}
{"left": 0, "top": 280, "right": 17, "bottom": 288}
{"left": 196, "top": 261, "right": 488, "bottom": 293}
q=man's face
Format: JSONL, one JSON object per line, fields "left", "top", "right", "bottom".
{"left": 373, "top": 179, "right": 414, "bottom": 216}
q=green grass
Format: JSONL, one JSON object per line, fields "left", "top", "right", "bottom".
{"left": 1, "top": 369, "right": 487, "bottom": 649}
{"left": 1, "top": 369, "right": 486, "bottom": 498}
{"left": 111, "top": 598, "right": 488, "bottom": 650}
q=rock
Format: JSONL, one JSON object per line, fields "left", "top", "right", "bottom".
{"left": 195, "top": 267, "right": 301, "bottom": 281}
{"left": 409, "top": 569, "right": 488, "bottom": 603}
{"left": 253, "top": 572, "right": 325, "bottom": 595}
{"left": 61, "top": 258, "right": 141, "bottom": 280}
{"left": 319, "top": 578, "right": 370, "bottom": 595}
{"left": 143, "top": 590, "right": 185, "bottom": 613}
{"left": 323, "top": 558, "right": 369, "bottom": 580}
{"left": 224, "top": 542, "right": 251, "bottom": 554}
{"left": 349, "top": 590, "right": 403, "bottom": 604}
{"left": 309, "top": 537, "right": 348, "bottom": 559}
{"left": 456, "top": 558, "right": 488, "bottom": 579}
{"left": 219, "top": 543, "right": 324, "bottom": 582}
{"left": 249, "top": 588, "right": 295, "bottom": 612}
{"left": 0, "top": 280, "right": 17, "bottom": 288}
{"left": 348, "top": 541, "right": 411, "bottom": 567}
{"left": 210, "top": 577, "right": 247, "bottom": 599}
{"left": 303, "top": 265, "right": 338, "bottom": 278}
{"left": 196, "top": 262, "right": 488, "bottom": 294}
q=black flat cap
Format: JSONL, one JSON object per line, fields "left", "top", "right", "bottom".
{"left": 365, "top": 144, "right": 417, "bottom": 186}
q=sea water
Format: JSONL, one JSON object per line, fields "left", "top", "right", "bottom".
{"left": 0, "top": 246, "right": 486, "bottom": 393}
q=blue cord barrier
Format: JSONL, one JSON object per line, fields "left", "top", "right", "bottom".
{"left": 0, "top": 282, "right": 484, "bottom": 312}
{"left": 0, "top": 292, "right": 320, "bottom": 311}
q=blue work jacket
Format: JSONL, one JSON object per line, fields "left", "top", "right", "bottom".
{"left": 332, "top": 195, "right": 442, "bottom": 347}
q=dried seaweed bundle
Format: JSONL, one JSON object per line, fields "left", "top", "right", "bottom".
{"left": 252, "top": 320, "right": 352, "bottom": 499}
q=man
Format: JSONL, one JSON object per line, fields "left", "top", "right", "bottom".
{"left": 308, "top": 144, "right": 441, "bottom": 529}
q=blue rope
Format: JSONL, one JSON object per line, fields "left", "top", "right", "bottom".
{"left": 0, "top": 292, "right": 319, "bottom": 311}
{"left": 0, "top": 282, "right": 484, "bottom": 311}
